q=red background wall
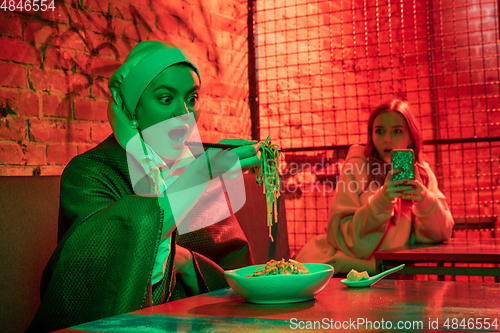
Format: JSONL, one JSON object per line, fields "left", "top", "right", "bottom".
{"left": 2, "top": 0, "right": 499, "bottom": 277}
{"left": 254, "top": 0, "right": 500, "bottom": 259}
{"left": 0, "top": 0, "right": 252, "bottom": 175}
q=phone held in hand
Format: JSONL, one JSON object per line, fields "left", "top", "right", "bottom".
{"left": 391, "top": 149, "right": 415, "bottom": 181}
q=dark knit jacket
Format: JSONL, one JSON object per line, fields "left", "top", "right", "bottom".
{"left": 26, "top": 135, "right": 254, "bottom": 332}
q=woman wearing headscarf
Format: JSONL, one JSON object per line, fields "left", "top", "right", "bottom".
{"left": 27, "top": 41, "right": 257, "bottom": 332}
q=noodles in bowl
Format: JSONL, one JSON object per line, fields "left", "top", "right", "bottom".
{"left": 224, "top": 260, "right": 334, "bottom": 304}
{"left": 247, "top": 259, "right": 309, "bottom": 277}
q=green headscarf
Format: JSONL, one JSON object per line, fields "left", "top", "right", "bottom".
{"left": 107, "top": 40, "right": 200, "bottom": 151}
{"left": 106, "top": 41, "right": 200, "bottom": 193}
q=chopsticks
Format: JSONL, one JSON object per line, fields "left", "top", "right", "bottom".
{"left": 186, "top": 137, "right": 273, "bottom": 151}
{"left": 185, "top": 142, "right": 241, "bottom": 150}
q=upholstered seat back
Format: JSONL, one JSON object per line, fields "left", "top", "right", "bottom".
{"left": 234, "top": 175, "right": 289, "bottom": 264}
{"left": 0, "top": 176, "right": 60, "bottom": 333}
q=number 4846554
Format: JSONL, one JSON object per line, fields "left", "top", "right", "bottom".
{"left": 1, "top": 0, "right": 55, "bottom": 11}
{"left": 443, "top": 318, "right": 498, "bottom": 330}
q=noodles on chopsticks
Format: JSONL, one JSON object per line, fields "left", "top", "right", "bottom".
{"left": 247, "top": 259, "right": 309, "bottom": 277}
{"left": 255, "top": 136, "right": 283, "bottom": 242}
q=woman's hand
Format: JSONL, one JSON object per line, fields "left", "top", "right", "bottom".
{"left": 215, "top": 138, "right": 260, "bottom": 172}
{"left": 382, "top": 168, "right": 427, "bottom": 203}
{"left": 175, "top": 244, "right": 201, "bottom": 296}
{"left": 169, "top": 138, "right": 259, "bottom": 193}
{"left": 381, "top": 169, "right": 415, "bottom": 201}
{"left": 400, "top": 165, "right": 427, "bottom": 203}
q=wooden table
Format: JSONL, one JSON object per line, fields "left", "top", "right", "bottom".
{"left": 374, "top": 238, "right": 500, "bottom": 277}
{"left": 56, "top": 278, "right": 500, "bottom": 332}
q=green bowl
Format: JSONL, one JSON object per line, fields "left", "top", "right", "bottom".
{"left": 224, "top": 263, "right": 334, "bottom": 304}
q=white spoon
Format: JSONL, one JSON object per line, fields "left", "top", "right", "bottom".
{"left": 340, "top": 264, "right": 406, "bottom": 288}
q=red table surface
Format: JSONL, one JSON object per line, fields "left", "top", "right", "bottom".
{"left": 375, "top": 238, "right": 500, "bottom": 263}
{"left": 56, "top": 278, "right": 500, "bottom": 332}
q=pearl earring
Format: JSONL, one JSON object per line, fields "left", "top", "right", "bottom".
{"left": 131, "top": 119, "right": 139, "bottom": 129}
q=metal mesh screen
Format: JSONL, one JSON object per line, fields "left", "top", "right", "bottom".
{"left": 252, "top": 0, "right": 500, "bottom": 260}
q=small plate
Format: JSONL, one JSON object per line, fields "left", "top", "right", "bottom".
{"left": 341, "top": 264, "right": 405, "bottom": 288}
{"left": 224, "top": 263, "right": 334, "bottom": 304}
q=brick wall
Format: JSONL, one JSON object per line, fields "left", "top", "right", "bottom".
{"left": 0, "top": 0, "right": 252, "bottom": 175}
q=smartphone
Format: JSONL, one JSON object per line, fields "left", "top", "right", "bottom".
{"left": 391, "top": 149, "right": 415, "bottom": 181}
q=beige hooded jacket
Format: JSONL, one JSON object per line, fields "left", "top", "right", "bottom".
{"left": 296, "top": 145, "right": 454, "bottom": 275}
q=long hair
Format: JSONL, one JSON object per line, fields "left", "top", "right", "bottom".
{"left": 364, "top": 99, "right": 429, "bottom": 186}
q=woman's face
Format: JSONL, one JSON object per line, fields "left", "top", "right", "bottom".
{"left": 372, "top": 111, "right": 412, "bottom": 163}
{"left": 135, "top": 64, "right": 200, "bottom": 161}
